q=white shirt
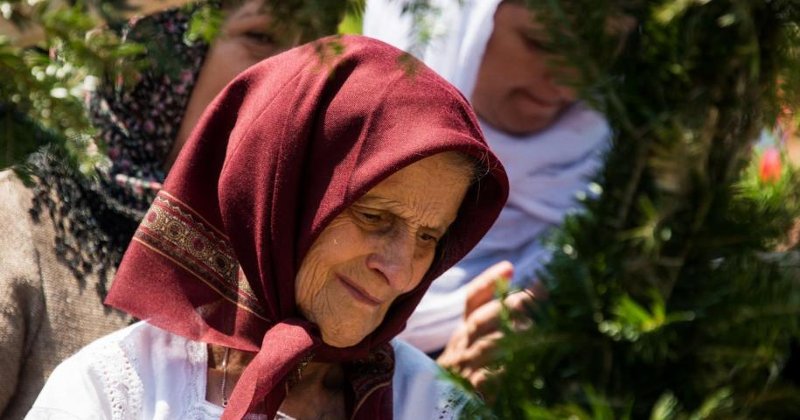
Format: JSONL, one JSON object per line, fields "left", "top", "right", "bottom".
{"left": 26, "top": 322, "right": 465, "bottom": 419}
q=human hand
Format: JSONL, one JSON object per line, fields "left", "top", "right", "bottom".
{"left": 436, "top": 261, "right": 536, "bottom": 394}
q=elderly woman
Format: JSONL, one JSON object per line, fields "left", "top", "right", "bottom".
{"left": 26, "top": 36, "right": 508, "bottom": 419}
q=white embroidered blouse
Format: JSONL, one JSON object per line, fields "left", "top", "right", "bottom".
{"left": 25, "top": 322, "right": 465, "bottom": 420}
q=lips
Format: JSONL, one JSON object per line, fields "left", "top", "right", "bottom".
{"left": 519, "top": 90, "right": 560, "bottom": 108}
{"left": 337, "top": 274, "right": 383, "bottom": 306}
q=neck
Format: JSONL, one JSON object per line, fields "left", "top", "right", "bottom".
{"left": 208, "top": 345, "right": 343, "bottom": 386}
{"left": 208, "top": 344, "right": 255, "bottom": 374}
{"left": 281, "top": 362, "right": 346, "bottom": 419}
{"left": 206, "top": 345, "right": 346, "bottom": 417}
{"left": 292, "top": 361, "right": 346, "bottom": 390}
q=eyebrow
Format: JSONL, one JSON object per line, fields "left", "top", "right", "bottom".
{"left": 356, "top": 194, "right": 450, "bottom": 236}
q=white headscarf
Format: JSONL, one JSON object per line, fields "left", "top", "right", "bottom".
{"left": 364, "top": 0, "right": 610, "bottom": 352}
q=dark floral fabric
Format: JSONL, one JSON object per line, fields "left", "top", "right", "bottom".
{"left": 26, "top": 6, "right": 209, "bottom": 297}
{"left": 91, "top": 7, "right": 208, "bottom": 211}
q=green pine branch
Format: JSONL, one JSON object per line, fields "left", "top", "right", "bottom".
{"left": 480, "top": 0, "right": 800, "bottom": 418}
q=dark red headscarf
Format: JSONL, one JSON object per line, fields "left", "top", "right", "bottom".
{"left": 106, "top": 35, "right": 508, "bottom": 419}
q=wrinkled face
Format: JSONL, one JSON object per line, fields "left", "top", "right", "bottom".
{"left": 471, "top": 2, "right": 578, "bottom": 136}
{"left": 166, "top": 0, "right": 299, "bottom": 168}
{"left": 295, "top": 153, "right": 473, "bottom": 348}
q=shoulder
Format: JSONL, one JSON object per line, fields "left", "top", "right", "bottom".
{"left": 0, "top": 170, "right": 45, "bottom": 418}
{"left": 0, "top": 169, "right": 48, "bottom": 283}
{"left": 0, "top": 169, "right": 37, "bottom": 255}
{"left": 0, "top": 168, "right": 33, "bottom": 200}
{"left": 28, "top": 322, "right": 203, "bottom": 419}
{"left": 391, "top": 339, "right": 466, "bottom": 420}
{"left": 0, "top": 170, "right": 43, "bottom": 346}
{"left": 27, "top": 323, "right": 149, "bottom": 418}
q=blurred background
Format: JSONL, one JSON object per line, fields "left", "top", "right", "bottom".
{"left": 0, "top": 0, "right": 364, "bottom": 172}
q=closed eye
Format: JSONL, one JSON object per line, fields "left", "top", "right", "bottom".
{"left": 359, "top": 211, "right": 382, "bottom": 222}
{"left": 418, "top": 232, "right": 441, "bottom": 245}
{"left": 522, "top": 31, "right": 556, "bottom": 54}
{"left": 244, "top": 31, "right": 276, "bottom": 45}
{"left": 353, "top": 208, "right": 389, "bottom": 226}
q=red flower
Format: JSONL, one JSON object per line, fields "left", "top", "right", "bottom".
{"left": 759, "top": 148, "right": 782, "bottom": 183}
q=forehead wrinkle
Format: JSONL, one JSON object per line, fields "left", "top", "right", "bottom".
{"left": 357, "top": 194, "right": 455, "bottom": 235}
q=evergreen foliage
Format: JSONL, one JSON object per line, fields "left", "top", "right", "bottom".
{"left": 2, "top": 0, "right": 151, "bottom": 171}
{"left": 0, "top": 0, "right": 360, "bottom": 172}
{"left": 467, "top": 0, "right": 800, "bottom": 418}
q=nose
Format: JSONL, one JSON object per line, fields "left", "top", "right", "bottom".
{"left": 365, "top": 231, "right": 418, "bottom": 293}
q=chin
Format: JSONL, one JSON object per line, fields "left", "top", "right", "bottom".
{"left": 482, "top": 110, "right": 556, "bottom": 137}
{"left": 321, "top": 330, "right": 368, "bottom": 348}
{"left": 493, "top": 118, "right": 551, "bottom": 137}
{"left": 506, "top": 122, "right": 550, "bottom": 136}
{"left": 513, "top": 109, "right": 565, "bottom": 135}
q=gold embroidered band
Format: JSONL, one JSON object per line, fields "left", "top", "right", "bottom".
{"left": 135, "top": 191, "right": 266, "bottom": 316}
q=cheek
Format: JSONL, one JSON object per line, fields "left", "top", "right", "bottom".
{"left": 294, "top": 218, "right": 363, "bottom": 321}
{"left": 471, "top": 74, "right": 502, "bottom": 120}
{"left": 305, "top": 276, "right": 390, "bottom": 348}
{"left": 205, "top": 41, "right": 261, "bottom": 90}
{"left": 406, "top": 255, "right": 434, "bottom": 294}
{"left": 294, "top": 251, "right": 330, "bottom": 323}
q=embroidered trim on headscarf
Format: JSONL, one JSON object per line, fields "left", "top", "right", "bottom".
{"left": 135, "top": 191, "right": 267, "bottom": 318}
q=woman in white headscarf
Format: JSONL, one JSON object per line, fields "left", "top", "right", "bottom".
{"left": 364, "top": 0, "right": 611, "bottom": 361}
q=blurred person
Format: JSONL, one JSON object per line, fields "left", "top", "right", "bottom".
{"left": 364, "top": 0, "right": 621, "bottom": 388}
{"left": 0, "top": 1, "right": 341, "bottom": 417}
{"left": 26, "top": 36, "right": 508, "bottom": 419}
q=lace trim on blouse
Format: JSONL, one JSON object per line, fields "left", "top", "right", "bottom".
{"left": 91, "top": 338, "right": 144, "bottom": 420}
